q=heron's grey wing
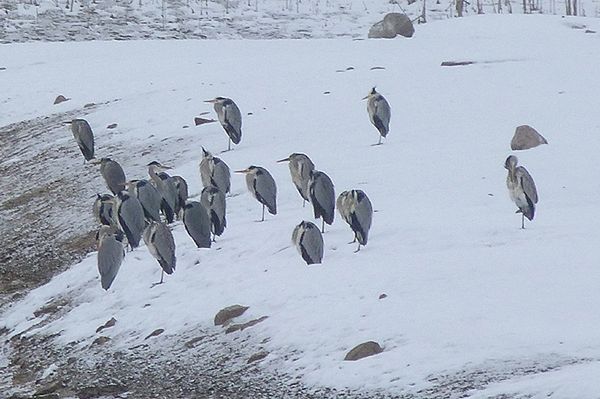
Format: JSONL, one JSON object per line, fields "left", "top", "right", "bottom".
{"left": 254, "top": 170, "right": 277, "bottom": 215}
{"left": 118, "top": 197, "right": 145, "bottom": 248}
{"left": 98, "top": 235, "right": 124, "bottom": 290}
{"left": 138, "top": 183, "right": 162, "bottom": 222}
{"left": 102, "top": 162, "right": 127, "bottom": 194}
{"left": 213, "top": 159, "right": 231, "bottom": 194}
{"left": 373, "top": 96, "right": 391, "bottom": 136}
{"left": 73, "top": 121, "right": 95, "bottom": 161}
{"left": 311, "top": 173, "right": 335, "bottom": 224}
{"left": 222, "top": 100, "right": 242, "bottom": 144}
{"left": 153, "top": 223, "right": 176, "bottom": 273}
{"left": 352, "top": 192, "right": 373, "bottom": 245}
{"left": 517, "top": 167, "right": 538, "bottom": 204}
{"left": 183, "top": 202, "right": 212, "bottom": 248}
{"left": 300, "top": 224, "right": 324, "bottom": 265}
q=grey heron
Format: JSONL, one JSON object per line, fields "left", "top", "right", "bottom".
{"left": 200, "top": 185, "right": 227, "bottom": 241}
{"left": 205, "top": 97, "right": 242, "bottom": 151}
{"left": 308, "top": 171, "right": 335, "bottom": 233}
{"left": 199, "top": 147, "right": 231, "bottom": 194}
{"left": 67, "top": 119, "right": 94, "bottom": 163}
{"left": 127, "top": 180, "right": 162, "bottom": 223}
{"left": 116, "top": 191, "right": 146, "bottom": 250}
{"left": 337, "top": 190, "right": 373, "bottom": 252}
{"left": 93, "top": 193, "right": 116, "bottom": 226}
{"left": 96, "top": 226, "right": 125, "bottom": 290}
{"left": 147, "top": 161, "right": 178, "bottom": 224}
{"left": 292, "top": 221, "right": 324, "bottom": 265}
{"left": 183, "top": 201, "right": 212, "bottom": 248}
{"left": 143, "top": 221, "right": 176, "bottom": 285}
{"left": 172, "top": 175, "right": 189, "bottom": 219}
{"left": 505, "top": 155, "right": 538, "bottom": 229}
{"left": 235, "top": 166, "right": 277, "bottom": 222}
{"left": 363, "top": 87, "right": 391, "bottom": 145}
{"left": 100, "top": 158, "right": 127, "bottom": 195}
{"left": 277, "top": 153, "right": 315, "bottom": 207}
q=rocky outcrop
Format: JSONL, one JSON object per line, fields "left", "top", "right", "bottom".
{"left": 344, "top": 341, "right": 383, "bottom": 361}
{"left": 510, "top": 125, "right": 548, "bottom": 150}
{"left": 369, "top": 13, "right": 414, "bottom": 39}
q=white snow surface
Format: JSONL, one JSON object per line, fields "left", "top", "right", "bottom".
{"left": 2, "top": 14, "right": 600, "bottom": 396}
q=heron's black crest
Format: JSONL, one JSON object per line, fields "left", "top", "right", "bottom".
{"left": 370, "top": 87, "right": 377, "bottom": 95}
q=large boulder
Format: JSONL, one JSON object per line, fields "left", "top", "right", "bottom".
{"left": 510, "top": 125, "right": 548, "bottom": 150}
{"left": 344, "top": 341, "right": 383, "bottom": 361}
{"left": 368, "top": 13, "right": 414, "bottom": 39}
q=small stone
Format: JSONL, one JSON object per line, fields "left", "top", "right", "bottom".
{"left": 379, "top": 293, "right": 387, "bottom": 299}
{"left": 33, "top": 380, "right": 65, "bottom": 396}
{"left": 214, "top": 305, "right": 249, "bottom": 326}
{"left": 370, "top": 66, "right": 386, "bottom": 70}
{"left": 96, "top": 317, "right": 117, "bottom": 333}
{"left": 184, "top": 336, "right": 204, "bottom": 349}
{"left": 144, "top": 328, "right": 164, "bottom": 339}
{"left": 53, "top": 95, "right": 69, "bottom": 105}
{"left": 91, "top": 336, "right": 110, "bottom": 346}
{"left": 225, "top": 316, "right": 268, "bottom": 334}
{"left": 323, "top": 91, "right": 331, "bottom": 95}
{"left": 106, "top": 123, "right": 118, "bottom": 129}
{"left": 344, "top": 341, "right": 383, "bottom": 361}
{"left": 247, "top": 351, "right": 269, "bottom": 363}
{"left": 510, "top": 125, "right": 548, "bottom": 150}
{"left": 0, "top": 67, "right": 6, "bottom": 71}
{"left": 84, "top": 102, "right": 95, "bottom": 108}
{"left": 194, "top": 117, "right": 215, "bottom": 126}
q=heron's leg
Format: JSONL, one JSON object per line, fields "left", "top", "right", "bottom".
{"left": 321, "top": 218, "right": 325, "bottom": 233}
{"left": 302, "top": 199, "right": 306, "bottom": 208}
{"left": 378, "top": 135, "right": 382, "bottom": 145}
{"left": 212, "top": 232, "right": 216, "bottom": 242}
{"left": 261, "top": 204, "right": 265, "bottom": 222}
{"left": 521, "top": 214, "right": 525, "bottom": 229}
{"left": 228, "top": 138, "right": 231, "bottom": 151}
{"left": 354, "top": 243, "right": 361, "bottom": 253}
{"left": 347, "top": 236, "right": 357, "bottom": 245}
{"left": 160, "top": 270, "right": 164, "bottom": 284}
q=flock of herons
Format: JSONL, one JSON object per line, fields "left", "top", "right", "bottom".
{"left": 68, "top": 88, "right": 538, "bottom": 290}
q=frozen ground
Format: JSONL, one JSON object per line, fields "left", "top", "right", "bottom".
{"left": 2, "top": 14, "right": 600, "bottom": 398}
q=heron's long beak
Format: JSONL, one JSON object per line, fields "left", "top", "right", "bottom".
{"left": 63, "top": 121, "right": 72, "bottom": 125}
{"left": 234, "top": 168, "right": 250, "bottom": 174}
{"left": 361, "top": 95, "right": 369, "bottom": 100}
{"left": 204, "top": 99, "right": 217, "bottom": 103}
{"left": 276, "top": 157, "right": 290, "bottom": 163}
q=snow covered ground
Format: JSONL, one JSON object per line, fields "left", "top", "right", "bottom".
{"left": 2, "top": 14, "right": 600, "bottom": 397}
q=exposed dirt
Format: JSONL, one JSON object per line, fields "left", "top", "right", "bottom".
{"left": 0, "top": 108, "right": 102, "bottom": 306}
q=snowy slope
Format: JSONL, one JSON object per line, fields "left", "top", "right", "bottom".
{"left": 2, "top": 14, "right": 600, "bottom": 397}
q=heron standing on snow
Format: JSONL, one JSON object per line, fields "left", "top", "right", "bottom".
{"left": 143, "top": 221, "right": 176, "bottom": 285}
{"left": 100, "top": 158, "right": 127, "bottom": 195}
{"left": 292, "top": 221, "right": 324, "bottom": 265}
{"left": 505, "top": 155, "right": 538, "bottom": 229}
{"left": 199, "top": 147, "right": 231, "bottom": 194}
{"left": 277, "top": 153, "right": 315, "bottom": 207}
{"left": 67, "top": 119, "right": 95, "bottom": 163}
{"left": 96, "top": 226, "right": 125, "bottom": 290}
{"left": 205, "top": 97, "right": 242, "bottom": 151}
{"left": 236, "top": 166, "right": 277, "bottom": 222}
{"left": 363, "top": 87, "right": 391, "bottom": 145}
{"left": 308, "top": 171, "right": 335, "bottom": 233}
{"left": 337, "top": 190, "right": 373, "bottom": 252}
